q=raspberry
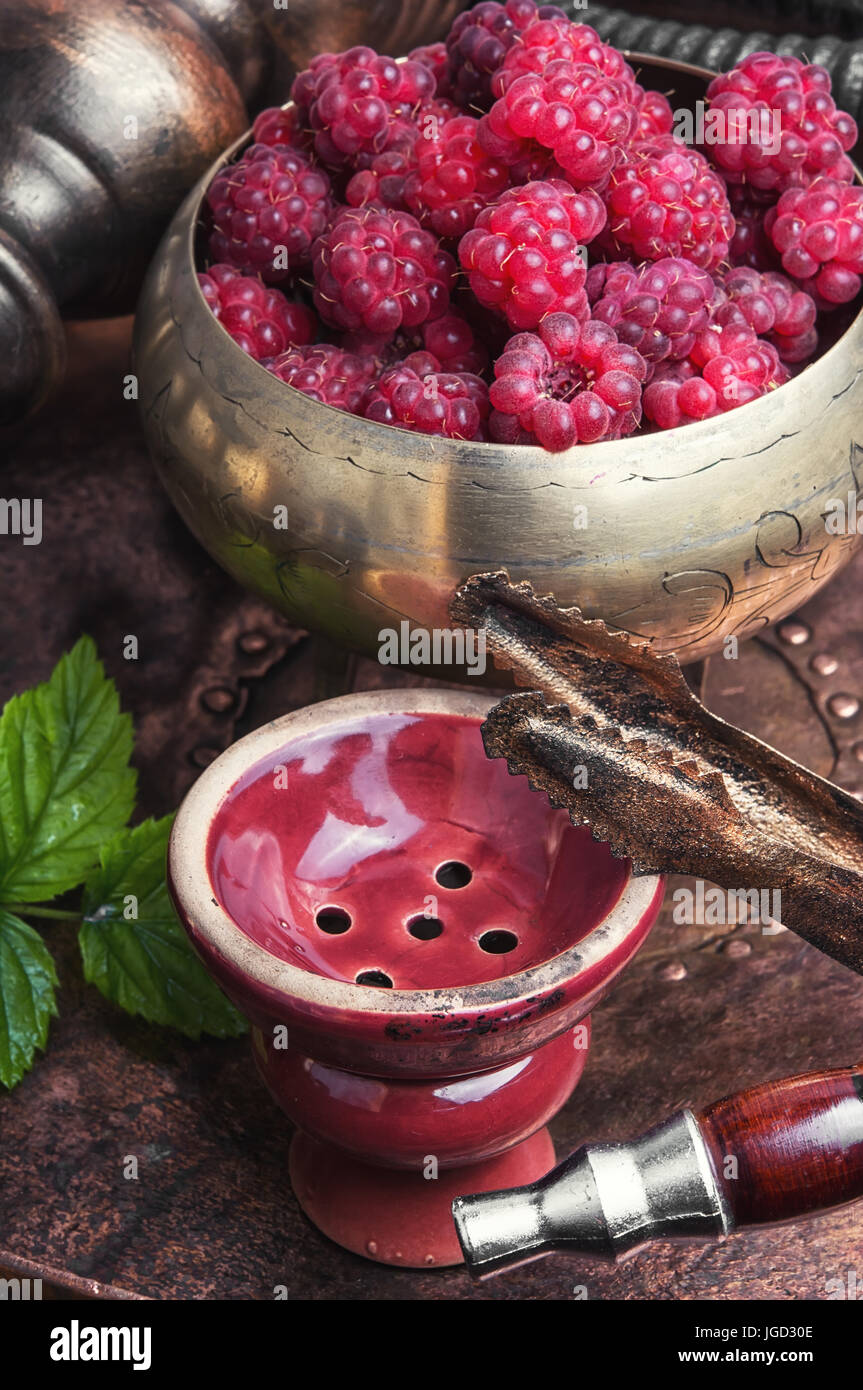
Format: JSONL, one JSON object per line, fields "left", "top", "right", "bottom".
{"left": 493, "top": 18, "right": 641, "bottom": 104}
{"left": 363, "top": 363, "right": 490, "bottom": 439}
{"left": 481, "top": 60, "right": 639, "bottom": 189}
{"left": 727, "top": 185, "right": 779, "bottom": 270}
{"left": 635, "top": 88, "right": 675, "bottom": 141}
{"left": 290, "top": 46, "right": 436, "bottom": 169}
{"left": 713, "top": 266, "right": 818, "bottom": 363}
{"left": 341, "top": 308, "right": 488, "bottom": 375}
{"left": 344, "top": 100, "right": 460, "bottom": 214}
{"left": 265, "top": 344, "right": 375, "bottom": 412}
{"left": 587, "top": 256, "right": 714, "bottom": 365}
{"left": 206, "top": 144, "right": 333, "bottom": 282}
{"left": 489, "top": 313, "right": 647, "bottom": 449}
{"left": 313, "top": 205, "right": 456, "bottom": 335}
{"left": 407, "top": 42, "right": 453, "bottom": 99}
{"left": 251, "top": 105, "right": 310, "bottom": 153}
{"left": 706, "top": 52, "right": 857, "bottom": 194}
{"left": 198, "top": 264, "right": 316, "bottom": 359}
{"left": 445, "top": 2, "right": 566, "bottom": 113}
{"left": 600, "top": 140, "right": 735, "bottom": 271}
{"left": 403, "top": 115, "right": 509, "bottom": 238}
{"left": 765, "top": 177, "right": 863, "bottom": 305}
{"left": 459, "top": 179, "right": 605, "bottom": 329}
{"left": 643, "top": 322, "right": 789, "bottom": 428}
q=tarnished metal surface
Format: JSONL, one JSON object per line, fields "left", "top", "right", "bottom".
{"left": 452, "top": 571, "right": 863, "bottom": 977}
{"left": 3, "top": 325, "right": 863, "bottom": 1301}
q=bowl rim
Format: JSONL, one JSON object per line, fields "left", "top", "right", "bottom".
{"left": 185, "top": 51, "right": 863, "bottom": 463}
{"left": 169, "top": 688, "right": 661, "bottom": 1016}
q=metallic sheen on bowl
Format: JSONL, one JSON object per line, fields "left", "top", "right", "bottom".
{"left": 133, "top": 56, "right": 863, "bottom": 669}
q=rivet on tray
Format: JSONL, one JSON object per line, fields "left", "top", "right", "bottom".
{"left": 777, "top": 620, "right": 810, "bottom": 646}
{"left": 656, "top": 960, "right": 687, "bottom": 981}
{"left": 201, "top": 685, "right": 236, "bottom": 713}
{"left": 827, "top": 693, "right": 860, "bottom": 720}
{"left": 238, "top": 631, "right": 269, "bottom": 654}
{"left": 810, "top": 653, "right": 839, "bottom": 677}
{"left": 722, "top": 937, "right": 752, "bottom": 958}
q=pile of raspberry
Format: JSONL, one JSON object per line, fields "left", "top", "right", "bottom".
{"left": 197, "top": 7, "right": 861, "bottom": 451}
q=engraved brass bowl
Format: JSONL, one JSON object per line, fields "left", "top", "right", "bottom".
{"left": 133, "top": 57, "right": 863, "bottom": 668}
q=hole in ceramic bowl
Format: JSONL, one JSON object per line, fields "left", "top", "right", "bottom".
{"left": 356, "top": 969, "right": 393, "bottom": 988}
{"left": 408, "top": 915, "right": 444, "bottom": 940}
{"left": 435, "top": 860, "right": 472, "bottom": 889}
{"left": 478, "top": 930, "right": 518, "bottom": 955}
{"left": 207, "top": 710, "right": 630, "bottom": 990}
{"left": 315, "top": 907, "right": 352, "bottom": 934}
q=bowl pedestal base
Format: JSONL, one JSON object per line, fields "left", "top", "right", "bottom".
{"left": 289, "top": 1127, "right": 555, "bottom": 1268}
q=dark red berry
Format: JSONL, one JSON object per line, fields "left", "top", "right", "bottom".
{"left": 643, "top": 322, "right": 789, "bottom": 428}
{"left": 363, "top": 363, "right": 490, "bottom": 439}
{"left": 313, "top": 205, "right": 456, "bottom": 334}
{"left": 291, "top": 46, "right": 436, "bottom": 169}
{"left": 445, "top": 2, "right": 567, "bottom": 114}
{"left": 459, "top": 179, "right": 605, "bottom": 329}
{"left": 480, "top": 59, "right": 639, "bottom": 190}
{"left": 706, "top": 52, "right": 857, "bottom": 194}
{"left": 765, "top": 176, "right": 863, "bottom": 305}
{"left": 341, "top": 308, "right": 488, "bottom": 375}
{"left": 207, "top": 144, "right": 333, "bottom": 282}
{"left": 599, "top": 139, "right": 735, "bottom": 271}
{"left": 265, "top": 343, "right": 376, "bottom": 412}
{"left": 403, "top": 114, "right": 509, "bottom": 238}
{"left": 587, "top": 256, "right": 714, "bottom": 366}
{"left": 489, "top": 313, "right": 647, "bottom": 448}
{"left": 713, "top": 265, "right": 818, "bottom": 363}
{"left": 198, "top": 264, "right": 317, "bottom": 359}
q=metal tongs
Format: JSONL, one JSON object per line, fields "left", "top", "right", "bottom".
{"left": 451, "top": 570, "right": 863, "bottom": 977}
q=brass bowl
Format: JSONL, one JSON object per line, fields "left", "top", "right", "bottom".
{"left": 134, "top": 56, "right": 863, "bottom": 667}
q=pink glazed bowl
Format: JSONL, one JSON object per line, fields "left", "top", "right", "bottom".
{"left": 167, "top": 689, "right": 663, "bottom": 1266}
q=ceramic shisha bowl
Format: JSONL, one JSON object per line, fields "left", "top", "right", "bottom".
{"left": 133, "top": 55, "right": 863, "bottom": 671}
{"left": 167, "top": 689, "right": 663, "bottom": 1267}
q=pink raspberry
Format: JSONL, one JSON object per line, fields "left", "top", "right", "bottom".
{"left": 290, "top": 46, "right": 436, "bottom": 169}
{"left": 312, "top": 205, "right": 456, "bottom": 335}
{"left": 198, "top": 264, "right": 316, "bottom": 359}
{"left": 492, "top": 18, "right": 641, "bottom": 105}
{"left": 344, "top": 99, "right": 460, "bottom": 214}
{"left": 408, "top": 42, "right": 453, "bottom": 99}
{"left": 341, "top": 309, "right": 488, "bottom": 375}
{"left": 765, "top": 177, "right": 863, "bottom": 305}
{"left": 643, "top": 322, "right": 789, "bottom": 428}
{"left": 489, "top": 313, "right": 647, "bottom": 449}
{"left": 480, "top": 60, "right": 639, "bottom": 189}
{"left": 363, "top": 363, "right": 490, "bottom": 440}
{"left": 600, "top": 140, "right": 735, "bottom": 271}
{"left": 706, "top": 52, "right": 857, "bottom": 194}
{"left": 635, "top": 88, "right": 675, "bottom": 141}
{"left": 206, "top": 144, "right": 333, "bottom": 282}
{"left": 587, "top": 256, "right": 714, "bottom": 365}
{"left": 713, "top": 266, "right": 818, "bottom": 363}
{"left": 445, "top": 2, "right": 566, "bottom": 113}
{"left": 250, "top": 105, "right": 311, "bottom": 153}
{"left": 265, "top": 344, "right": 375, "bottom": 413}
{"left": 459, "top": 179, "right": 606, "bottom": 329}
{"left": 402, "top": 114, "right": 509, "bottom": 238}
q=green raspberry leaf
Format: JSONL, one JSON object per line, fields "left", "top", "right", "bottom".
{"left": 80, "top": 816, "right": 246, "bottom": 1039}
{"left": 0, "top": 636, "right": 136, "bottom": 902}
{"left": 0, "top": 910, "right": 59, "bottom": 1089}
